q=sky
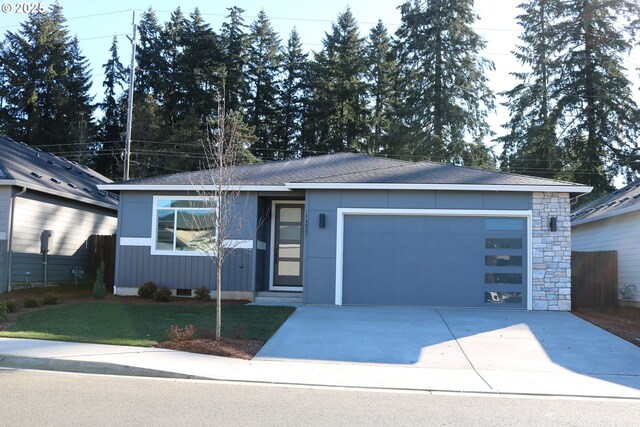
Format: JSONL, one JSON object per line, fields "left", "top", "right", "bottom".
{"left": 1, "top": 0, "right": 639, "bottom": 169}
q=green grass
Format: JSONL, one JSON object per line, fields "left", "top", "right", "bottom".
{"left": 0, "top": 303, "right": 295, "bottom": 347}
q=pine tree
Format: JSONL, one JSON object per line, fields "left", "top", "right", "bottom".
{"left": 181, "top": 8, "right": 223, "bottom": 124}
{"left": 553, "top": 0, "right": 640, "bottom": 193}
{"left": 135, "top": 8, "right": 165, "bottom": 98}
{"left": 96, "top": 37, "right": 126, "bottom": 179}
{"left": 247, "top": 10, "right": 282, "bottom": 159}
{"left": 220, "top": 6, "right": 249, "bottom": 114}
{"left": 394, "top": 0, "right": 495, "bottom": 166}
{"left": 499, "top": 0, "right": 564, "bottom": 179}
{"left": 277, "top": 28, "right": 307, "bottom": 157}
{"left": 158, "top": 7, "right": 187, "bottom": 127}
{"left": 304, "top": 8, "right": 369, "bottom": 154}
{"left": 0, "top": 3, "right": 95, "bottom": 158}
{"left": 365, "top": 20, "right": 397, "bottom": 154}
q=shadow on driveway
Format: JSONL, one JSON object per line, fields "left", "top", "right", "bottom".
{"left": 255, "top": 306, "right": 640, "bottom": 392}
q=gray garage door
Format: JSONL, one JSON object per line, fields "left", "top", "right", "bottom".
{"left": 342, "top": 215, "right": 527, "bottom": 309}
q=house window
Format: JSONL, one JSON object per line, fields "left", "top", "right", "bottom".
{"left": 153, "top": 197, "right": 216, "bottom": 253}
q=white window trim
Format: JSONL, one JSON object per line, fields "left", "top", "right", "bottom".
{"left": 269, "top": 200, "right": 305, "bottom": 292}
{"left": 151, "top": 195, "right": 219, "bottom": 257}
{"left": 334, "top": 208, "right": 533, "bottom": 310}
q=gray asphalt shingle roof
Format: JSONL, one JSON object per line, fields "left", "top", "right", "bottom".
{"left": 571, "top": 179, "right": 640, "bottom": 224}
{"left": 115, "top": 152, "right": 587, "bottom": 189}
{"left": 0, "top": 136, "right": 118, "bottom": 209}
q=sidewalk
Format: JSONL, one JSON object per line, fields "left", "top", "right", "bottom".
{"left": 1, "top": 337, "right": 639, "bottom": 399}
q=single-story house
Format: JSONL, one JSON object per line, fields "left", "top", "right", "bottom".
{"left": 571, "top": 180, "right": 640, "bottom": 307}
{"left": 0, "top": 136, "right": 118, "bottom": 291}
{"left": 100, "top": 153, "right": 592, "bottom": 310}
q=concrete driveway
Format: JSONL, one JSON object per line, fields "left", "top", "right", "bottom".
{"left": 256, "top": 306, "right": 640, "bottom": 396}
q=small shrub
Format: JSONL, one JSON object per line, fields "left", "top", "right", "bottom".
{"left": 229, "top": 323, "right": 247, "bottom": 340}
{"left": 138, "top": 281, "right": 158, "bottom": 299}
{"left": 197, "top": 326, "right": 216, "bottom": 339}
{"left": 93, "top": 261, "right": 106, "bottom": 299}
{"left": 4, "top": 300, "right": 17, "bottom": 313}
{"left": 43, "top": 292, "right": 58, "bottom": 305}
{"left": 154, "top": 287, "right": 172, "bottom": 302}
{"left": 166, "top": 324, "right": 196, "bottom": 341}
{"left": 194, "top": 286, "right": 211, "bottom": 301}
{"left": 0, "top": 304, "right": 7, "bottom": 320}
{"left": 24, "top": 298, "right": 39, "bottom": 308}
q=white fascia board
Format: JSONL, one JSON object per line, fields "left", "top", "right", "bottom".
{"left": 286, "top": 182, "right": 593, "bottom": 194}
{"left": 572, "top": 203, "right": 640, "bottom": 226}
{"left": 98, "top": 184, "right": 288, "bottom": 192}
{"left": 4, "top": 180, "right": 117, "bottom": 210}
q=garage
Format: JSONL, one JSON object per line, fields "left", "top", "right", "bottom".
{"left": 340, "top": 213, "right": 528, "bottom": 309}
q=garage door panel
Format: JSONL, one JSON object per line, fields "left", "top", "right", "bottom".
{"left": 342, "top": 215, "right": 527, "bottom": 309}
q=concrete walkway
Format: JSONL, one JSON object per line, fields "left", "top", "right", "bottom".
{"left": 0, "top": 306, "right": 639, "bottom": 399}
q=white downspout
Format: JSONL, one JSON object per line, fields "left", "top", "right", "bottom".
{"left": 7, "top": 186, "right": 26, "bottom": 292}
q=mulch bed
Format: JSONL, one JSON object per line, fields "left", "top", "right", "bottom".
{"left": 156, "top": 338, "right": 263, "bottom": 359}
{"left": 573, "top": 306, "right": 640, "bottom": 348}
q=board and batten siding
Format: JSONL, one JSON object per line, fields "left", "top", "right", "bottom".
{"left": 0, "top": 187, "right": 11, "bottom": 291}
{"left": 115, "top": 191, "right": 258, "bottom": 293}
{"left": 303, "top": 189, "right": 532, "bottom": 305}
{"left": 10, "top": 192, "right": 117, "bottom": 285}
{"left": 572, "top": 211, "right": 640, "bottom": 304}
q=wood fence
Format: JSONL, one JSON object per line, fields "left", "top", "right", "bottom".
{"left": 571, "top": 251, "right": 618, "bottom": 308}
{"left": 88, "top": 234, "right": 116, "bottom": 291}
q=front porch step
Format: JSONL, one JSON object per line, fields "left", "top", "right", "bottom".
{"left": 251, "top": 291, "right": 303, "bottom": 307}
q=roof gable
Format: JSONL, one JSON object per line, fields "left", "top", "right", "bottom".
{"left": 0, "top": 136, "right": 118, "bottom": 209}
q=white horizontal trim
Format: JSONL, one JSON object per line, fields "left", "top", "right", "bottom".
{"left": 98, "top": 184, "right": 288, "bottom": 192}
{"left": 337, "top": 208, "right": 532, "bottom": 217}
{"left": 286, "top": 182, "right": 592, "bottom": 194}
{"left": 0, "top": 231, "right": 6, "bottom": 240}
{"left": 572, "top": 203, "right": 640, "bottom": 226}
{"left": 334, "top": 208, "right": 533, "bottom": 311}
{"left": 120, "top": 237, "right": 153, "bottom": 246}
{"left": 223, "top": 239, "right": 253, "bottom": 249}
{"left": 98, "top": 182, "right": 592, "bottom": 194}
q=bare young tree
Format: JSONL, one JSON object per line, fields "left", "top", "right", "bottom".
{"left": 191, "top": 103, "right": 250, "bottom": 341}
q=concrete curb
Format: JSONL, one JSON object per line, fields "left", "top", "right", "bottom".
{"left": 0, "top": 355, "right": 206, "bottom": 380}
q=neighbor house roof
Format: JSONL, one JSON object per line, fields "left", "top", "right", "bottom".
{"left": 571, "top": 179, "right": 640, "bottom": 226}
{"left": 99, "top": 152, "right": 592, "bottom": 194}
{"left": 0, "top": 136, "right": 118, "bottom": 210}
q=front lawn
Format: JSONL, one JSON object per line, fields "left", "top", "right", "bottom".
{"left": 0, "top": 302, "right": 295, "bottom": 347}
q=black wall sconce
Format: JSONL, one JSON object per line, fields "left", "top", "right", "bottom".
{"left": 319, "top": 213, "right": 326, "bottom": 229}
{"left": 549, "top": 217, "right": 557, "bottom": 232}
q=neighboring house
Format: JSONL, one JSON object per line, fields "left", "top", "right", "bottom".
{"left": 0, "top": 136, "right": 118, "bottom": 292}
{"left": 571, "top": 180, "right": 640, "bottom": 307}
{"left": 100, "top": 153, "right": 591, "bottom": 311}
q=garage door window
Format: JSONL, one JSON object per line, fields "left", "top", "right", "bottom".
{"left": 485, "top": 291, "right": 523, "bottom": 304}
{"left": 485, "top": 255, "right": 522, "bottom": 266}
{"left": 485, "top": 238, "right": 522, "bottom": 249}
{"left": 485, "top": 273, "right": 522, "bottom": 284}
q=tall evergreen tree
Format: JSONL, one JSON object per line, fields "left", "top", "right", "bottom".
{"left": 394, "top": 0, "right": 495, "bottom": 166}
{"left": 220, "top": 6, "right": 249, "bottom": 114}
{"left": 304, "top": 8, "right": 369, "bottom": 154}
{"left": 135, "top": 8, "right": 164, "bottom": 97}
{"left": 158, "top": 8, "right": 187, "bottom": 126}
{"left": 96, "top": 37, "right": 126, "bottom": 179}
{"left": 0, "top": 3, "right": 95, "bottom": 158}
{"left": 365, "top": 20, "right": 397, "bottom": 154}
{"left": 499, "top": 0, "right": 564, "bottom": 179}
{"left": 277, "top": 28, "right": 307, "bottom": 157}
{"left": 247, "top": 10, "right": 282, "bottom": 159}
{"left": 554, "top": 0, "right": 640, "bottom": 193}
{"left": 181, "top": 8, "right": 223, "bottom": 124}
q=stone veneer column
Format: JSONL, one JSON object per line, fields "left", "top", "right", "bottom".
{"left": 531, "top": 192, "right": 572, "bottom": 311}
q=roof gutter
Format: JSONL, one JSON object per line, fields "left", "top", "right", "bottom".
{"left": 7, "top": 186, "right": 27, "bottom": 292}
